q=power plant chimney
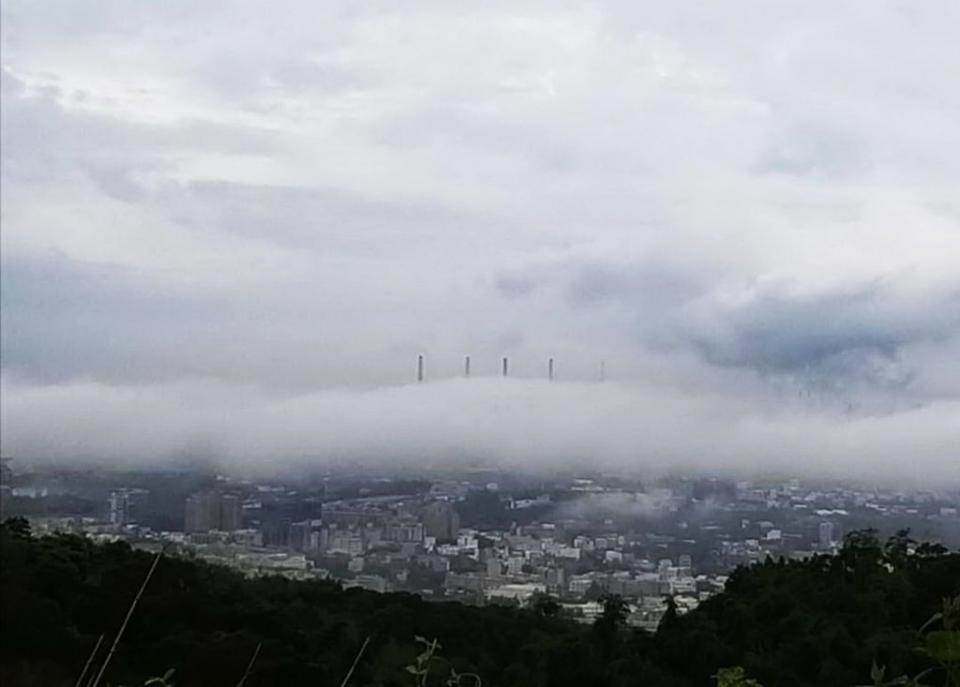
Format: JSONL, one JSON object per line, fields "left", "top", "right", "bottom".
{"left": 464, "top": 355, "right": 471, "bottom": 378}
{"left": 502, "top": 357, "right": 509, "bottom": 377}
{"left": 548, "top": 357, "right": 554, "bottom": 381}
{"left": 417, "top": 354, "right": 424, "bottom": 382}
{"left": 599, "top": 360, "right": 606, "bottom": 382}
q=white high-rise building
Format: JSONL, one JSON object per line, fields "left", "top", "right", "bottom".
{"left": 109, "top": 488, "right": 149, "bottom": 526}
{"left": 819, "top": 521, "right": 834, "bottom": 550}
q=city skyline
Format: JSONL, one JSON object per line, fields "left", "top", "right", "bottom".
{"left": 2, "top": 5, "right": 958, "bottom": 685}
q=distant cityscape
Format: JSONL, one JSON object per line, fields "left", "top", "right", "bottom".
{"left": 2, "top": 457, "right": 958, "bottom": 631}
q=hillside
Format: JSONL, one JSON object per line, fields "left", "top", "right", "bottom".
{"left": 1, "top": 518, "right": 957, "bottom": 686}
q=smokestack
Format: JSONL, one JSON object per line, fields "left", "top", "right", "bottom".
{"left": 502, "top": 357, "right": 509, "bottom": 377}
{"left": 464, "top": 355, "right": 471, "bottom": 378}
{"left": 417, "top": 354, "right": 424, "bottom": 382}
{"left": 599, "top": 360, "right": 606, "bottom": 382}
{"left": 548, "top": 357, "right": 554, "bottom": 381}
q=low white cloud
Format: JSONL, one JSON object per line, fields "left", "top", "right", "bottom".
{"left": 2, "top": 376, "right": 957, "bottom": 488}
{"left": 2, "top": 2, "right": 959, "bottom": 482}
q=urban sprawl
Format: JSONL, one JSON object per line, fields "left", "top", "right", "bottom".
{"left": 2, "top": 460, "right": 958, "bottom": 632}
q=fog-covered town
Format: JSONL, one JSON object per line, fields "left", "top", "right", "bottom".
{"left": 4, "top": 460, "right": 957, "bottom": 632}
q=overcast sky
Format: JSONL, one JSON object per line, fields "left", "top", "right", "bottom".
{"left": 2, "top": 1, "right": 958, "bottom": 484}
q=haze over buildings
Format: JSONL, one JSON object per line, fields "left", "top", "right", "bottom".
{"left": 1, "top": 2, "right": 958, "bottom": 484}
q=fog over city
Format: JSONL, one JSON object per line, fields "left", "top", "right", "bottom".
{"left": 2, "top": 2, "right": 959, "bottom": 484}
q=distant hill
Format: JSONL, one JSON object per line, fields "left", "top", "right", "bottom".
{"left": 1, "top": 518, "right": 957, "bottom": 686}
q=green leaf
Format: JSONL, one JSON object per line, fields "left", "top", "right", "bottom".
{"left": 922, "top": 631, "right": 960, "bottom": 663}
{"left": 871, "top": 660, "right": 886, "bottom": 684}
{"left": 943, "top": 596, "right": 960, "bottom": 631}
{"left": 715, "top": 666, "right": 764, "bottom": 687}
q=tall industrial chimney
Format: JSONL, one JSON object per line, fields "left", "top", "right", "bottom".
{"left": 417, "top": 354, "right": 424, "bottom": 382}
{"left": 502, "top": 357, "right": 509, "bottom": 377}
{"left": 548, "top": 357, "right": 554, "bottom": 381}
{"left": 599, "top": 360, "right": 606, "bottom": 382}
{"left": 464, "top": 355, "right": 471, "bottom": 377}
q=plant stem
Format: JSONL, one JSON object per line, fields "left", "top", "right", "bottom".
{"left": 73, "top": 634, "right": 104, "bottom": 687}
{"left": 235, "top": 642, "right": 262, "bottom": 687}
{"left": 89, "top": 551, "right": 162, "bottom": 687}
{"left": 338, "top": 636, "right": 371, "bottom": 687}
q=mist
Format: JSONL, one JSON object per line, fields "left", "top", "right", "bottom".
{"left": 3, "top": 375, "right": 957, "bottom": 487}
{"left": 2, "top": 2, "right": 959, "bottom": 486}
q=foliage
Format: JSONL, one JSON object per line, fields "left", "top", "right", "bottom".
{"left": 715, "top": 666, "right": 764, "bottom": 687}
{"left": 405, "top": 637, "right": 441, "bottom": 687}
{"left": 2, "top": 519, "right": 958, "bottom": 686}
{"left": 143, "top": 668, "right": 177, "bottom": 686}
{"left": 403, "top": 637, "right": 482, "bottom": 687}
{"left": 867, "top": 596, "right": 960, "bottom": 687}
{"left": 528, "top": 591, "right": 561, "bottom": 617}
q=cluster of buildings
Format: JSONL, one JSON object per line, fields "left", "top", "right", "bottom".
{"left": 6, "top": 464, "right": 958, "bottom": 631}
{"left": 148, "top": 485, "right": 730, "bottom": 628}
{"left": 184, "top": 491, "right": 243, "bottom": 532}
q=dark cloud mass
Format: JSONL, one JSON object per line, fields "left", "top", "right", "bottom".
{"left": 1, "top": 1, "right": 959, "bottom": 484}
{"left": 686, "top": 284, "right": 960, "bottom": 373}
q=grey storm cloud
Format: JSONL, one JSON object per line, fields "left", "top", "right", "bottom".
{"left": 687, "top": 284, "right": 960, "bottom": 373}
{"left": 2, "top": 1, "right": 959, "bottom": 483}
{"left": 556, "top": 258, "right": 960, "bottom": 388}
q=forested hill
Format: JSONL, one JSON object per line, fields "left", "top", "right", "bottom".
{"left": 1, "top": 519, "right": 958, "bottom": 687}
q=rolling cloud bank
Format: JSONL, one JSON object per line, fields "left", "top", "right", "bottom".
{"left": 1, "top": 2, "right": 959, "bottom": 485}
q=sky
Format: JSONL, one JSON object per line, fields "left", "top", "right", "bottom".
{"left": 2, "top": 1, "right": 959, "bottom": 485}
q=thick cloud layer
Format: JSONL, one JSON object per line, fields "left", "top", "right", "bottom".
{"left": 2, "top": 2, "right": 959, "bottom": 483}
{"left": 3, "top": 377, "right": 958, "bottom": 487}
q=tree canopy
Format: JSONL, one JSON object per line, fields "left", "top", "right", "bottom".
{"left": 1, "top": 519, "right": 957, "bottom": 686}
